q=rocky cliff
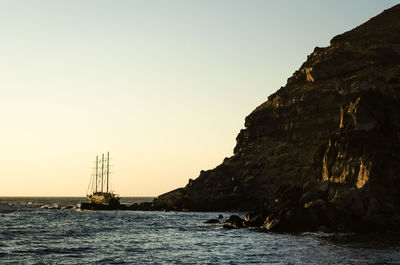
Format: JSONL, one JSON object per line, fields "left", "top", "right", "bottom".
{"left": 154, "top": 4, "right": 400, "bottom": 231}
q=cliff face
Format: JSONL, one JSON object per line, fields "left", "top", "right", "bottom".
{"left": 155, "top": 4, "right": 400, "bottom": 226}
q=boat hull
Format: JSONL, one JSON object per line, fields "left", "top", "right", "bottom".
{"left": 87, "top": 192, "right": 119, "bottom": 204}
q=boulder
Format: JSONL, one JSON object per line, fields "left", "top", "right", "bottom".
{"left": 225, "top": 215, "right": 245, "bottom": 228}
{"left": 223, "top": 224, "right": 237, "bottom": 229}
{"left": 264, "top": 207, "right": 320, "bottom": 232}
{"left": 204, "top": 219, "right": 220, "bottom": 224}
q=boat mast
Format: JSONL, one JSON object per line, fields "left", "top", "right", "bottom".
{"left": 106, "top": 152, "right": 110, "bottom": 193}
{"left": 101, "top": 153, "right": 104, "bottom": 192}
{"left": 95, "top": 155, "right": 98, "bottom": 193}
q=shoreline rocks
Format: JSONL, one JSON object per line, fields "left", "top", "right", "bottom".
{"left": 243, "top": 182, "right": 400, "bottom": 233}
{"left": 79, "top": 201, "right": 159, "bottom": 211}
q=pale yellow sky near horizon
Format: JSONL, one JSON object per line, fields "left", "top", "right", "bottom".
{"left": 1, "top": 0, "right": 397, "bottom": 196}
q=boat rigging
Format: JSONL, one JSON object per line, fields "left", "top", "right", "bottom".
{"left": 87, "top": 152, "right": 120, "bottom": 204}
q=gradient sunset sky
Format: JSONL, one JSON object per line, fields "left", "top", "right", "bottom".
{"left": 1, "top": 0, "right": 398, "bottom": 196}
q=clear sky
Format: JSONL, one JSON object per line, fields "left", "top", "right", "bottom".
{"left": 1, "top": 0, "right": 398, "bottom": 197}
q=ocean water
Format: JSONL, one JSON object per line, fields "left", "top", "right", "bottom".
{"left": 1, "top": 197, "right": 400, "bottom": 265}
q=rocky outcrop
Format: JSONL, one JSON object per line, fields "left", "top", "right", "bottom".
{"left": 79, "top": 201, "right": 157, "bottom": 211}
{"left": 154, "top": 4, "right": 400, "bottom": 231}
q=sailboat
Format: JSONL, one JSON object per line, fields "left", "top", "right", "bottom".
{"left": 87, "top": 152, "right": 120, "bottom": 204}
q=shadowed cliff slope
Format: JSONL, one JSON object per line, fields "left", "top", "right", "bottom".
{"left": 155, "top": 4, "right": 400, "bottom": 226}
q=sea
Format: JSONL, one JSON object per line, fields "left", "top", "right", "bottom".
{"left": 1, "top": 197, "right": 400, "bottom": 265}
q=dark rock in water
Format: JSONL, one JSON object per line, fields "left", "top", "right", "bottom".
{"left": 109, "top": 198, "right": 121, "bottom": 207}
{"left": 216, "top": 214, "right": 223, "bottom": 219}
{"left": 79, "top": 201, "right": 146, "bottom": 211}
{"left": 128, "top": 203, "right": 140, "bottom": 210}
{"left": 135, "top": 202, "right": 154, "bottom": 211}
{"left": 204, "top": 219, "right": 221, "bottom": 224}
{"left": 318, "top": 226, "right": 332, "bottom": 233}
{"left": 244, "top": 209, "right": 267, "bottom": 227}
{"left": 222, "top": 224, "right": 237, "bottom": 229}
{"left": 80, "top": 202, "right": 116, "bottom": 210}
{"left": 150, "top": 4, "right": 400, "bottom": 232}
{"left": 224, "top": 215, "right": 245, "bottom": 228}
{"left": 129, "top": 200, "right": 160, "bottom": 211}
{"left": 264, "top": 207, "right": 321, "bottom": 232}
{"left": 79, "top": 199, "right": 161, "bottom": 211}
{"left": 119, "top": 204, "right": 128, "bottom": 210}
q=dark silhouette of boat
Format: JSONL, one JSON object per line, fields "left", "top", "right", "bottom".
{"left": 86, "top": 152, "right": 120, "bottom": 205}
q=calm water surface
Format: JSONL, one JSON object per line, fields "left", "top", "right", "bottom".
{"left": 1, "top": 197, "right": 399, "bottom": 264}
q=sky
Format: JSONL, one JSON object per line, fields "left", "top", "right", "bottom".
{"left": 0, "top": 0, "right": 398, "bottom": 197}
